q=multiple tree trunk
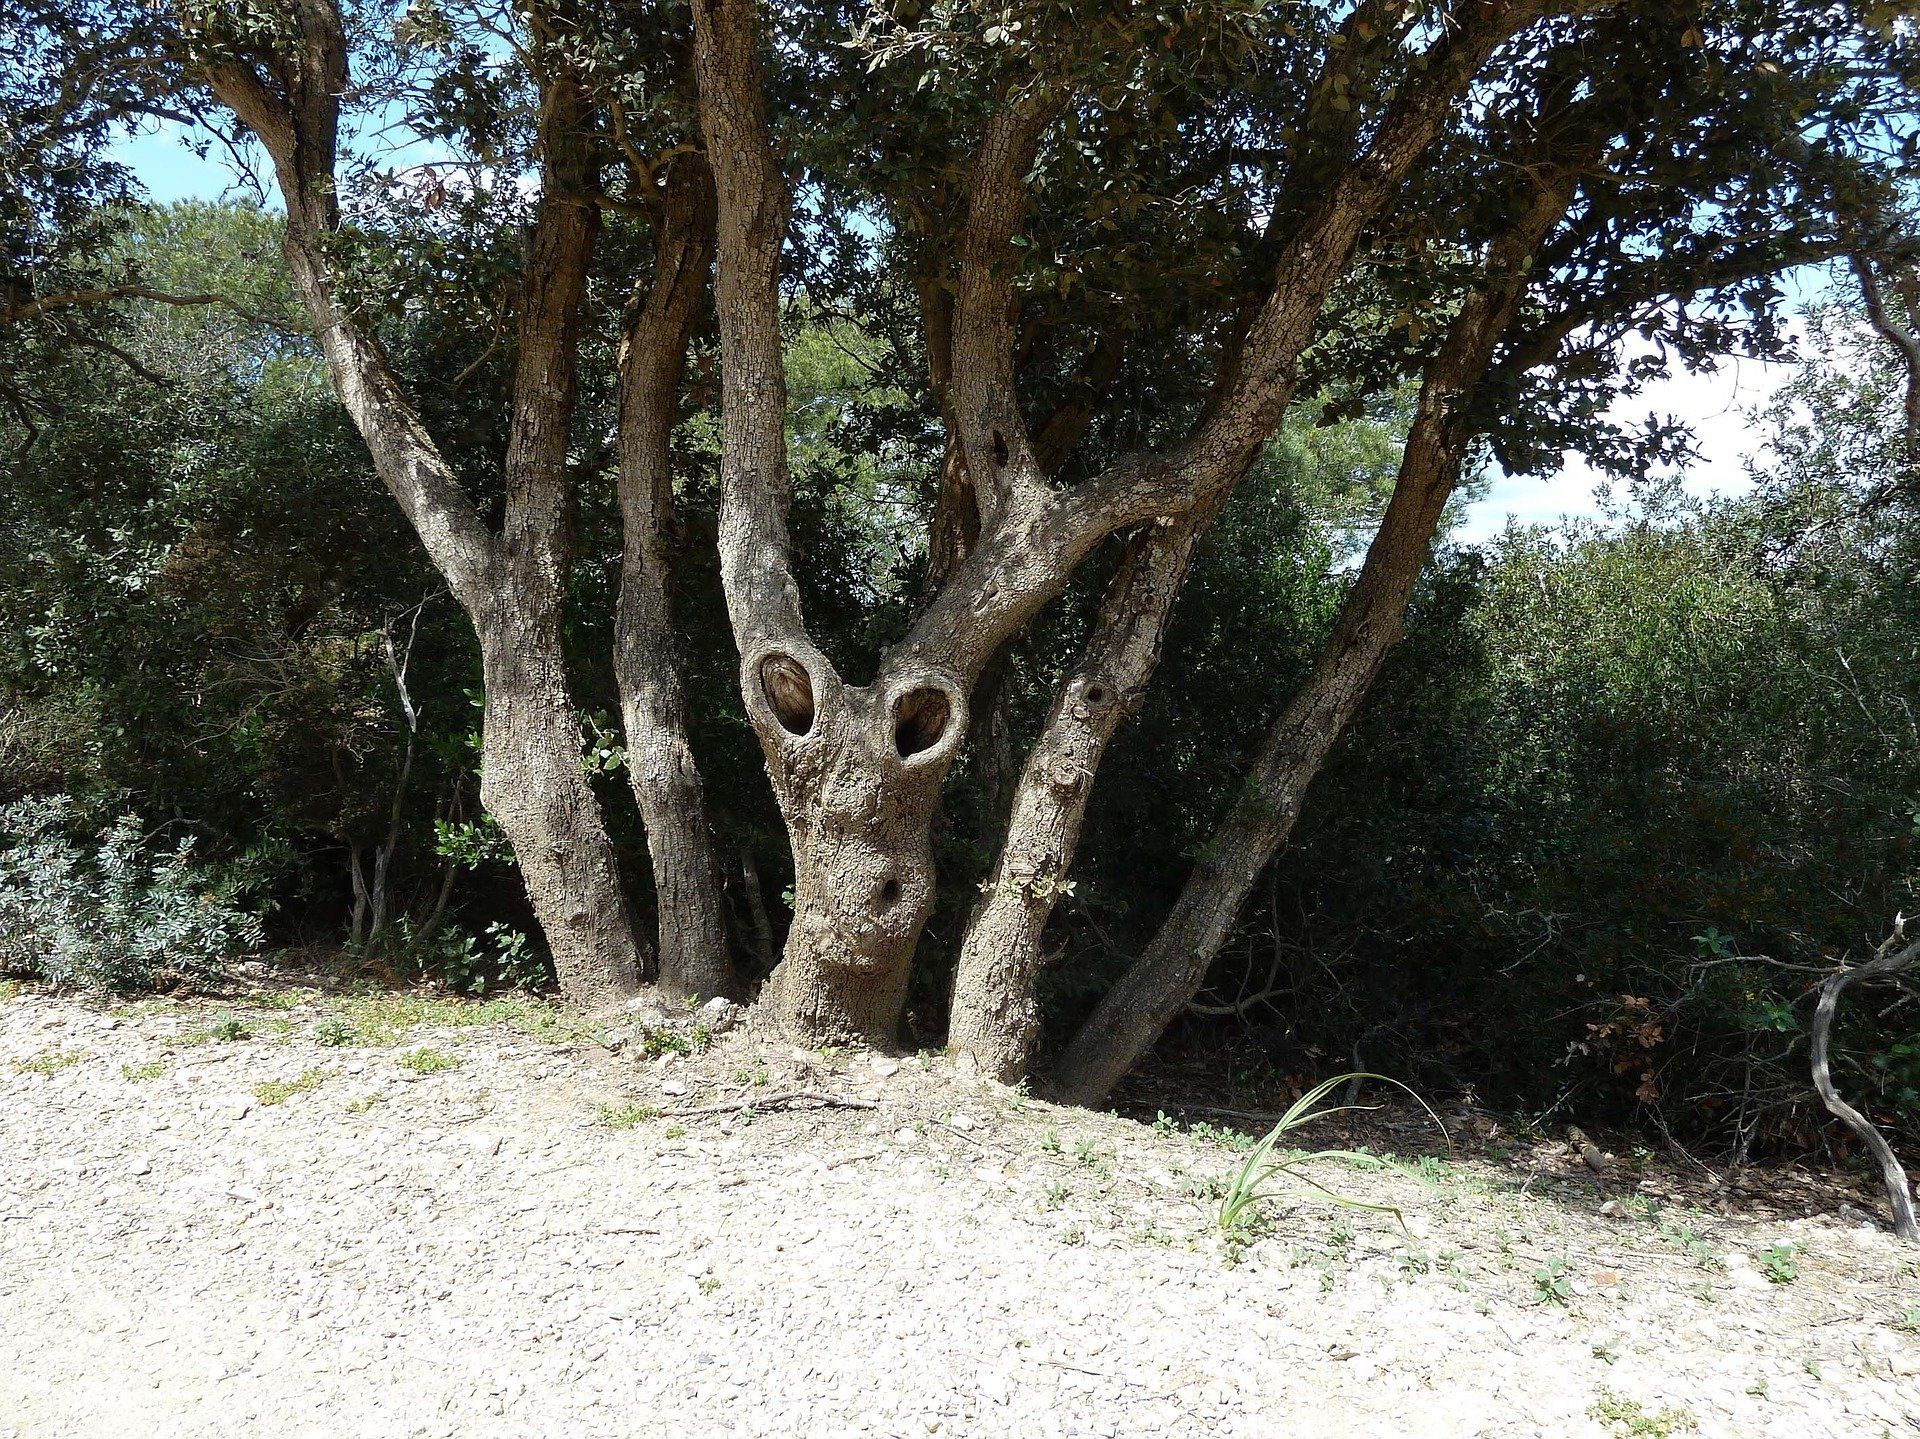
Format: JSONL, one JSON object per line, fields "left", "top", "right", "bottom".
{"left": 180, "top": 2, "right": 1912, "bottom": 1138}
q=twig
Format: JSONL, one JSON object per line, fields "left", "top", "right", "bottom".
{"left": 661, "top": 1089, "right": 878, "bottom": 1118}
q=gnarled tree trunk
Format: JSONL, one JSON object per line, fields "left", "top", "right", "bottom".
{"left": 747, "top": 644, "right": 968, "bottom": 1041}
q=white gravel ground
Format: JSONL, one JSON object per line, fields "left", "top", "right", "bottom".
{"left": 2, "top": 985, "right": 1917, "bottom": 1439}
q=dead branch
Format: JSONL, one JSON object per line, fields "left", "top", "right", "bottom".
{"left": 1811, "top": 919, "right": 1919, "bottom": 1241}
{"left": 660, "top": 1090, "right": 879, "bottom": 1119}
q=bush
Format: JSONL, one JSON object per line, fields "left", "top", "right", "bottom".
{"left": 0, "top": 797, "right": 263, "bottom": 991}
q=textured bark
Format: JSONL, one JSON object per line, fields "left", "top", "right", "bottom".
{"left": 1052, "top": 172, "right": 1588, "bottom": 1107}
{"left": 478, "top": 607, "right": 643, "bottom": 1009}
{"left": 195, "top": 11, "right": 646, "bottom": 1006}
{"left": 948, "top": 517, "right": 1202, "bottom": 1080}
{"left": 613, "top": 158, "right": 733, "bottom": 999}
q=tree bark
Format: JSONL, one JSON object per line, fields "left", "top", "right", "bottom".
{"left": 948, "top": 517, "right": 1202, "bottom": 1080}
{"left": 193, "top": 8, "right": 646, "bottom": 1006}
{"left": 613, "top": 157, "right": 734, "bottom": 1000}
{"left": 1051, "top": 169, "right": 1586, "bottom": 1106}
{"left": 478, "top": 604, "right": 643, "bottom": 1008}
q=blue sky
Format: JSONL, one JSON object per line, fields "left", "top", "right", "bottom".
{"left": 114, "top": 123, "right": 1813, "bottom": 543}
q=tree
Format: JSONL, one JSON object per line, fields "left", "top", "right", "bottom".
{"left": 26, "top": 0, "right": 1914, "bottom": 1111}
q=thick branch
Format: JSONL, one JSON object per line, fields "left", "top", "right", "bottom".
{"left": 689, "top": 0, "right": 806, "bottom": 656}
{"left": 948, "top": 90, "right": 1061, "bottom": 529}
{"left": 900, "top": 0, "right": 1589, "bottom": 684}
{"left": 499, "top": 64, "right": 603, "bottom": 604}
{"left": 191, "top": 4, "right": 498, "bottom": 612}
{"left": 1853, "top": 256, "right": 1920, "bottom": 467}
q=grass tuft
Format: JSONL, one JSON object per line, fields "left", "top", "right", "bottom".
{"left": 253, "top": 1067, "right": 332, "bottom": 1105}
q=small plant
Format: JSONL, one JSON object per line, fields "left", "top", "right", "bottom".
{"left": 312, "top": 1017, "right": 357, "bottom": 1047}
{"left": 209, "top": 1016, "right": 250, "bottom": 1042}
{"left": 1590, "top": 1391, "right": 1694, "bottom": 1437}
{"left": 664, "top": 1123, "right": 686, "bottom": 1139}
{"left": 1533, "top": 1256, "right": 1574, "bottom": 1307}
{"left": 1657, "top": 1220, "right": 1723, "bottom": 1269}
{"left": 1039, "top": 1128, "right": 1062, "bottom": 1154}
{"left": 696, "top": 1275, "right": 721, "bottom": 1295}
{"left": 399, "top": 1047, "right": 459, "bottom": 1074}
{"left": 1152, "top": 1111, "right": 1177, "bottom": 1134}
{"left": 1043, "top": 1181, "right": 1071, "bottom": 1211}
{"left": 253, "top": 1068, "right": 331, "bottom": 1106}
{"left": 121, "top": 1059, "right": 165, "bottom": 1080}
{"left": 13, "top": 1048, "right": 83, "bottom": 1075}
{"left": 1593, "top": 1340, "right": 1621, "bottom": 1365}
{"left": 344, "top": 1093, "right": 384, "bottom": 1114}
{"left": 1760, "top": 1243, "right": 1799, "bottom": 1284}
{"left": 1214, "top": 1072, "right": 1445, "bottom": 1242}
{"left": 1061, "top": 1224, "right": 1087, "bottom": 1246}
{"left": 641, "top": 1028, "right": 693, "bottom": 1059}
{"left": 1893, "top": 1306, "right": 1920, "bottom": 1335}
{"left": 596, "top": 1101, "right": 659, "bottom": 1130}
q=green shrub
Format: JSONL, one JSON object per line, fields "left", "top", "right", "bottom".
{"left": 0, "top": 797, "right": 262, "bottom": 992}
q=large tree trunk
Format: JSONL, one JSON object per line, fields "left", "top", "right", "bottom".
{"left": 613, "top": 158, "right": 733, "bottom": 1000}
{"left": 948, "top": 518, "right": 1200, "bottom": 1080}
{"left": 478, "top": 605, "right": 645, "bottom": 1009}
{"left": 747, "top": 645, "right": 968, "bottom": 1042}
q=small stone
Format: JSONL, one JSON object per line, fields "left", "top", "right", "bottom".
{"left": 129, "top": 1154, "right": 152, "bottom": 1176}
{"left": 699, "top": 997, "right": 740, "bottom": 1033}
{"left": 662, "top": 1079, "right": 688, "bottom": 1097}
{"left": 871, "top": 1058, "right": 901, "bottom": 1078}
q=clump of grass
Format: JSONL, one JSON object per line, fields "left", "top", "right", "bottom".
{"left": 1590, "top": 1391, "right": 1694, "bottom": 1437}
{"left": 595, "top": 1101, "right": 659, "bottom": 1130}
{"left": 398, "top": 1046, "right": 460, "bottom": 1074}
{"left": 253, "top": 1068, "right": 332, "bottom": 1106}
{"left": 312, "top": 1017, "right": 357, "bottom": 1047}
{"left": 13, "top": 1048, "right": 83, "bottom": 1075}
{"left": 331, "top": 992, "right": 601, "bottom": 1048}
{"left": 1893, "top": 1305, "right": 1920, "bottom": 1335}
{"left": 1214, "top": 1073, "right": 1445, "bottom": 1244}
{"left": 121, "top": 1059, "right": 165, "bottom": 1081}
{"left": 0, "top": 978, "right": 24, "bottom": 1003}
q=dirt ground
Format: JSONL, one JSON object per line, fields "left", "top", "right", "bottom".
{"left": 2, "top": 980, "right": 1916, "bottom": 1438}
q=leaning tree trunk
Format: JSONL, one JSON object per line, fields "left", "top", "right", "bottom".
{"left": 478, "top": 603, "right": 645, "bottom": 1010}
{"left": 948, "top": 517, "right": 1200, "bottom": 1081}
{"left": 1051, "top": 163, "right": 1586, "bottom": 1107}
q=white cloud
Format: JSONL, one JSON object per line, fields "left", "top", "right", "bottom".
{"left": 1450, "top": 344, "right": 1801, "bottom": 544}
